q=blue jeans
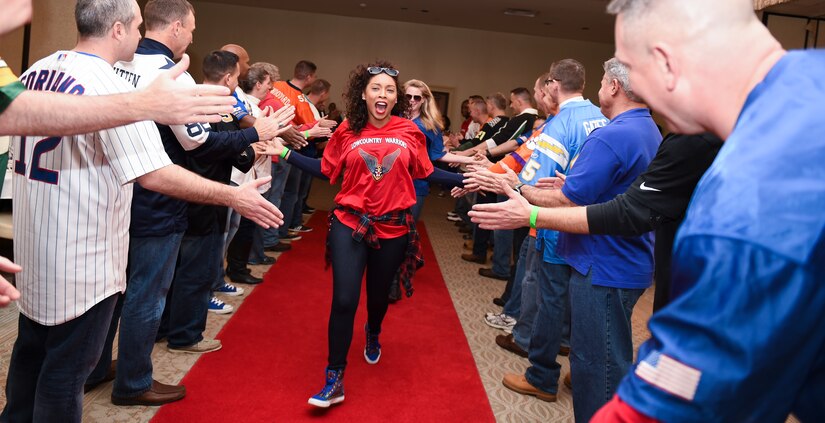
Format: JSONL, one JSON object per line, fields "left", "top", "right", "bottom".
{"left": 503, "top": 235, "right": 533, "bottom": 318}
{"left": 411, "top": 195, "right": 427, "bottom": 222}
{"left": 524, "top": 263, "right": 572, "bottom": 394}
{"left": 88, "top": 232, "right": 184, "bottom": 397}
{"left": 260, "top": 159, "right": 290, "bottom": 249}
{"left": 291, "top": 168, "right": 313, "bottom": 228}
{"left": 160, "top": 232, "right": 224, "bottom": 347}
{"left": 511, "top": 237, "right": 541, "bottom": 351}
{"left": 569, "top": 269, "right": 644, "bottom": 422}
{"left": 2, "top": 294, "right": 118, "bottom": 423}
{"left": 492, "top": 229, "right": 513, "bottom": 276}
{"left": 279, "top": 164, "right": 302, "bottom": 237}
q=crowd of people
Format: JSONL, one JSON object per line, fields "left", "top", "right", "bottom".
{"left": 0, "top": 0, "right": 822, "bottom": 421}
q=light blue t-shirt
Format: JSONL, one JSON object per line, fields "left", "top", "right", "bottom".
{"left": 521, "top": 98, "right": 607, "bottom": 264}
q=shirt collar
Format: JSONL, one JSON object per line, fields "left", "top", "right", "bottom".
{"left": 137, "top": 38, "right": 174, "bottom": 59}
{"left": 559, "top": 96, "right": 585, "bottom": 109}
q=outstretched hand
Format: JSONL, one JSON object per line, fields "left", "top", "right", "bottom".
{"left": 468, "top": 179, "right": 533, "bottom": 230}
{"left": 535, "top": 170, "right": 566, "bottom": 190}
{"left": 144, "top": 54, "right": 236, "bottom": 125}
{"left": 231, "top": 177, "right": 285, "bottom": 229}
{"left": 463, "top": 161, "right": 519, "bottom": 195}
{"left": 0, "top": 256, "right": 22, "bottom": 308}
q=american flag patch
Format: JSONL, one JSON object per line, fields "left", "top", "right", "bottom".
{"left": 635, "top": 351, "right": 702, "bottom": 401}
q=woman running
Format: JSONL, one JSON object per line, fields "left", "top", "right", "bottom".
{"left": 271, "top": 61, "right": 462, "bottom": 407}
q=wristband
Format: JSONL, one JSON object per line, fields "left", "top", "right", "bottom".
{"left": 529, "top": 206, "right": 539, "bottom": 229}
{"left": 303, "top": 130, "right": 310, "bottom": 139}
{"left": 280, "top": 147, "right": 290, "bottom": 159}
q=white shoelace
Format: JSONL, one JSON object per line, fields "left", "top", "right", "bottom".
{"left": 211, "top": 297, "right": 225, "bottom": 307}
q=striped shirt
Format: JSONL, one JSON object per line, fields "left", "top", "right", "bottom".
{"left": 12, "top": 51, "right": 171, "bottom": 325}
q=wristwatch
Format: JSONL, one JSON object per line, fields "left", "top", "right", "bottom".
{"left": 513, "top": 182, "right": 525, "bottom": 195}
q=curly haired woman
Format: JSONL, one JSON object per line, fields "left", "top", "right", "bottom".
{"left": 272, "top": 61, "right": 462, "bottom": 407}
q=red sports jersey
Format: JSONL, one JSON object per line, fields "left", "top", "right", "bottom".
{"left": 323, "top": 116, "right": 433, "bottom": 238}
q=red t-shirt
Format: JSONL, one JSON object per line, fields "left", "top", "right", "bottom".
{"left": 323, "top": 116, "right": 434, "bottom": 238}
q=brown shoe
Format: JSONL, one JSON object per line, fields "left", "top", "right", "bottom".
{"left": 84, "top": 360, "right": 117, "bottom": 393}
{"left": 463, "top": 240, "right": 473, "bottom": 250}
{"left": 563, "top": 372, "right": 572, "bottom": 389}
{"left": 502, "top": 373, "right": 557, "bottom": 402}
{"left": 559, "top": 345, "right": 570, "bottom": 356}
{"left": 111, "top": 380, "right": 186, "bottom": 406}
{"left": 479, "top": 268, "right": 508, "bottom": 281}
{"left": 461, "top": 253, "right": 486, "bottom": 264}
{"left": 495, "top": 333, "right": 528, "bottom": 358}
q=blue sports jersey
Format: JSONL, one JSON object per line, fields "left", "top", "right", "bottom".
{"left": 617, "top": 50, "right": 825, "bottom": 422}
{"left": 558, "top": 108, "right": 661, "bottom": 288}
{"left": 520, "top": 98, "right": 607, "bottom": 264}
{"left": 412, "top": 117, "right": 446, "bottom": 196}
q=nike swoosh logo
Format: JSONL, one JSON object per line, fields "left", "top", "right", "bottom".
{"left": 639, "top": 182, "right": 661, "bottom": 192}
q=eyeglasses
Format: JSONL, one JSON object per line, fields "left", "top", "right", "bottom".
{"left": 405, "top": 94, "right": 423, "bottom": 102}
{"left": 544, "top": 78, "right": 561, "bottom": 86}
{"left": 367, "top": 66, "right": 399, "bottom": 77}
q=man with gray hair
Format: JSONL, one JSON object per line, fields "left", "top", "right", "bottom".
{"left": 481, "top": 57, "right": 661, "bottom": 420}
{"left": 0, "top": 1, "right": 284, "bottom": 420}
{"left": 587, "top": 0, "right": 825, "bottom": 421}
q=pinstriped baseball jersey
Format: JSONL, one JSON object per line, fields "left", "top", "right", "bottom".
{"left": 12, "top": 51, "right": 171, "bottom": 326}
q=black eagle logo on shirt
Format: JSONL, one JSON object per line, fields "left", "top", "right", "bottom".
{"left": 358, "top": 148, "right": 401, "bottom": 182}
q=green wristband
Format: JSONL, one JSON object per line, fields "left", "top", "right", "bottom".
{"left": 529, "top": 205, "right": 539, "bottom": 229}
{"left": 280, "top": 147, "right": 290, "bottom": 159}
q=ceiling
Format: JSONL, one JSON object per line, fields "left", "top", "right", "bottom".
{"left": 203, "top": 0, "right": 825, "bottom": 44}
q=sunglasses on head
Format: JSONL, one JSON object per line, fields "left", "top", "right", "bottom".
{"left": 367, "top": 66, "right": 399, "bottom": 77}
{"left": 405, "top": 94, "right": 423, "bottom": 102}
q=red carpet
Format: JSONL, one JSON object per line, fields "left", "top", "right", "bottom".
{"left": 152, "top": 213, "right": 495, "bottom": 422}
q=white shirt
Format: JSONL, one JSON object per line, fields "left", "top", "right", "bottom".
{"left": 230, "top": 88, "right": 271, "bottom": 192}
{"left": 12, "top": 51, "right": 171, "bottom": 325}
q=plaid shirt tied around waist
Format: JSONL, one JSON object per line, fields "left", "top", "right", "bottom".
{"left": 326, "top": 206, "right": 424, "bottom": 297}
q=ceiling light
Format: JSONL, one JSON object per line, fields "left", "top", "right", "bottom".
{"left": 503, "top": 8, "right": 538, "bottom": 18}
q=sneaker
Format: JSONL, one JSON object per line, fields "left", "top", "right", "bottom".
{"left": 208, "top": 296, "right": 234, "bottom": 314}
{"left": 447, "top": 211, "right": 459, "bottom": 218}
{"left": 308, "top": 367, "right": 345, "bottom": 408}
{"left": 281, "top": 233, "right": 302, "bottom": 242}
{"left": 290, "top": 225, "right": 313, "bottom": 233}
{"left": 484, "top": 312, "right": 516, "bottom": 331}
{"left": 167, "top": 338, "right": 222, "bottom": 354}
{"left": 446, "top": 215, "right": 461, "bottom": 222}
{"left": 248, "top": 256, "right": 275, "bottom": 265}
{"left": 303, "top": 206, "right": 316, "bottom": 214}
{"left": 214, "top": 283, "right": 244, "bottom": 297}
{"left": 364, "top": 324, "right": 381, "bottom": 364}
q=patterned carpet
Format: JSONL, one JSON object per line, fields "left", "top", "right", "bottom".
{"left": 0, "top": 184, "right": 798, "bottom": 422}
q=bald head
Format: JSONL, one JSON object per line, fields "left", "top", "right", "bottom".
{"left": 608, "top": 0, "right": 784, "bottom": 137}
{"left": 221, "top": 43, "right": 249, "bottom": 79}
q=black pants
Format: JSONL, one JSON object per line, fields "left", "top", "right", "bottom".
{"left": 327, "top": 216, "right": 408, "bottom": 369}
{"left": 472, "top": 192, "right": 497, "bottom": 256}
{"left": 226, "top": 216, "right": 256, "bottom": 276}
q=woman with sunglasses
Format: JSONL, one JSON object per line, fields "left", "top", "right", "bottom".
{"left": 403, "top": 79, "right": 476, "bottom": 222}
{"left": 270, "top": 61, "right": 463, "bottom": 408}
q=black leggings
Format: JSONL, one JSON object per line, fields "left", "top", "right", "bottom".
{"left": 327, "top": 216, "right": 409, "bottom": 369}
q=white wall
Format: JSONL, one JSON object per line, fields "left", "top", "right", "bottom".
{"left": 189, "top": 1, "right": 616, "bottom": 127}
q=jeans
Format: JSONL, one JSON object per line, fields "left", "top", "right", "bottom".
{"left": 492, "top": 229, "right": 513, "bottom": 276}
{"left": 1, "top": 294, "right": 118, "bottom": 423}
{"left": 159, "top": 232, "right": 224, "bottom": 347}
{"left": 88, "top": 232, "right": 184, "bottom": 397}
{"left": 279, "top": 164, "right": 302, "bottom": 238}
{"left": 569, "top": 269, "right": 644, "bottom": 422}
{"left": 524, "top": 263, "right": 572, "bottom": 394}
{"left": 214, "top": 209, "right": 241, "bottom": 290}
{"left": 471, "top": 193, "right": 496, "bottom": 257}
{"left": 226, "top": 216, "right": 256, "bottom": 277}
{"left": 503, "top": 235, "right": 533, "bottom": 318}
{"left": 500, "top": 227, "right": 529, "bottom": 303}
{"left": 327, "top": 216, "right": 408, "bottom": 369}
{"left": 260, "top": 160, "right": 291, "bottom": 249}
{"left": 511, "top": 237, "right": 541, "bottom": 351}
{"left": 411, "top": 194, "right": 426, "bottom": 222}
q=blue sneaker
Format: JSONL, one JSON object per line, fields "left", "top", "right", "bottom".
{"left": 364, "top": 324, "right": 381, "bottom": 364}
{"left": 214, "top": 282, "right": 244, "bottom": 297}
{"left": 207, "top": 296, "right": 234, "bottom": 314}
{"left": 308, "top": 367, "right": 345, "bottom": 408}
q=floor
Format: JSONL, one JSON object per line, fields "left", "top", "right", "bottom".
{"left": 0, "top": 183, "right": 795, "bottom": 422}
